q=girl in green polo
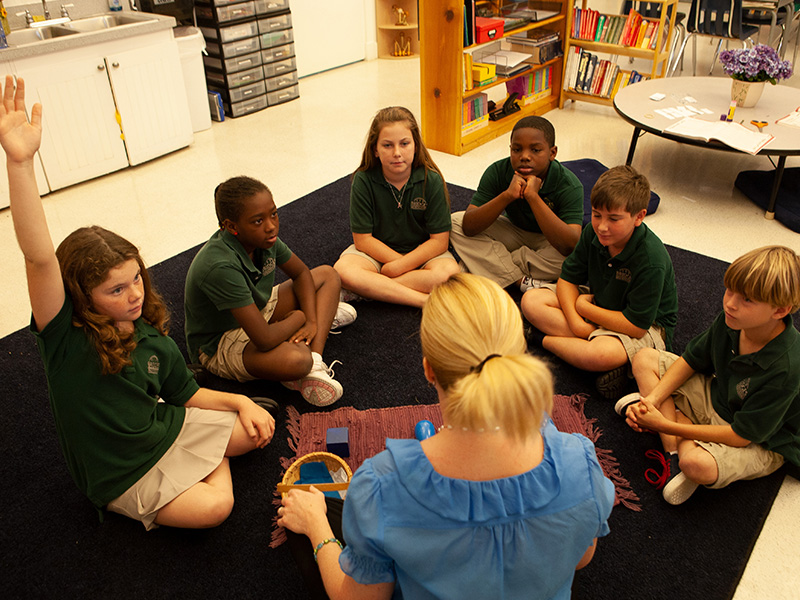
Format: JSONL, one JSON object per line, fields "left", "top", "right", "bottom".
{"left": 334, "top": 107, "right": 460, "bottom": 308}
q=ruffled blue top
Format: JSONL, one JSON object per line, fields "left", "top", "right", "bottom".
{"left": 339, "top": 419, "right": 614, "bottom": 599}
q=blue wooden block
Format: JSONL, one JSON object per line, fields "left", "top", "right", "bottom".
{"left": 326, "top": 427, "right": 350, "bottom": 458}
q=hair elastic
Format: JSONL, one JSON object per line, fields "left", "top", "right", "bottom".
{"left": 470, "top": 353, "right": 501, "bottom": 373}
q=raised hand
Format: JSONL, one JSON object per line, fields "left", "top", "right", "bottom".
{"left": 0, "top": 75, "right": 42, "bottom": 163}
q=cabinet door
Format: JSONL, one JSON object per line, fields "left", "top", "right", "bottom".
{"left": 19, "top": 58, "right": 130, "bottom": 191}
{"left": 105, "top": 41, "right": 193, "bottom": 166}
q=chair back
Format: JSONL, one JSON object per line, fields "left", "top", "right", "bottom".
{"left": 687, "top": 0, "right": 746, "bottom": 39}
{"left": 621, "top": 1, "right": 666, "bottom": 20}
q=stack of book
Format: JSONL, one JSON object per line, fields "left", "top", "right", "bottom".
{"left": 563, "top": 46, "right": 648, "bottom": 98}
{"left": 572, "top": 8, "right": 665, "bottom": 50}
{"left": 508, "top": 28, "right": 563, "bottom": 64}
{"left": 462, "top": 92, "right": 490, "bottom": 135}
{"left": 505, "top": 65, "right": 554, "bottom": 105}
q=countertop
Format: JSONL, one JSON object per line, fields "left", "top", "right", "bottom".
{"left": 0, "top": 12, "right": 177, "bottom": 61}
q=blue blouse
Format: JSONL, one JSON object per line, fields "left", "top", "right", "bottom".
{"left": 339, "top": 419, "right": 615, "bottom": 599}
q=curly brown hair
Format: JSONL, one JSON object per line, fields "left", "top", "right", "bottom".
{"left": 55, "top": 226, "right": 169, "bottom": 375}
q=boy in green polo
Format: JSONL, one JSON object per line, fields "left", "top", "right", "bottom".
{"left": 449, "top": 115, "right": 584, "bottom": 292}
{"left": 521, "top": 165, "right": 678, "bottom": 399}
{"left": 616, "top": 246, "right": 800, "bottom": 505}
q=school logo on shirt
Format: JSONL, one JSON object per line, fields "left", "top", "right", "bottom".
{"left": 410, "top": 197, "right": 427, "bottom": 211}
{"left": 542, "top": 196, "right": 555, "bottom": 211}
{"left": 736, "top": 377, "right": 750, "bottom": 400}
{"left": 262, "top": 258, "right": 276, "bottom": 277}
{"left": 147, "top": 355, "right": 160, "bottom": 375}
{"left": 616, "top": 268, "right": 632, "bottom": 283}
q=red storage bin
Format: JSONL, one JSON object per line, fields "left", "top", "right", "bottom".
{"left": 475, "top": 17, "right": 504, "bottom": 43}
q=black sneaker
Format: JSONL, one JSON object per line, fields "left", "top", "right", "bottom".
{"left": 595, "top": 365, "right": 629, "bottom": 399}
{"left": 251, "top": 397, "right": 281, "bottom": 418}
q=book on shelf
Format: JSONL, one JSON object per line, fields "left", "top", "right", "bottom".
{"left": 564, "top": 45, "right": 649, "bottom": 98}
{"left": 664, "top": 118, "right": 774, "bottom": 155}
{"left": 505, "top": 65, "right": 553, "bottom": 104}
{"left": 476, "top": 49, "right": 534, "bottom": 76}
{"left": 462, "top": 92, "right": 489, "bottom": 136}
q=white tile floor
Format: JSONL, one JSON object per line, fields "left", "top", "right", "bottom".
{"left": 1, "top": 37, "right": 799, "bottom": 598}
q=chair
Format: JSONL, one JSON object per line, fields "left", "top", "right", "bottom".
{"left": 742, "top": 0, "right": 794, "bottom": 59}
{"left": 671, "top": 0, "right": 760, "bottom": 76}
{"left": 621, "top": 1, "right": 687, "bottom": 75}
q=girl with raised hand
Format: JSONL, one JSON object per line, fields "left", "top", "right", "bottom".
{"left": 1, "top": 76, "right": 275, "bottom": 530}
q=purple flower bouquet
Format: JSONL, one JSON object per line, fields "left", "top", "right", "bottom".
{"left": 719, "top": 44, "right": 793, "bottom": 85}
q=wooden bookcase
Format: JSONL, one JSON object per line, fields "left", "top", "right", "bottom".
{"left": 559, "top": 0, "right": 677, "bottom": 108}
{"left": 419, "top": 1, "right": 567, "bottom": 156}
{"left": 376, "top": 1, "right": 419, "bottom": 59}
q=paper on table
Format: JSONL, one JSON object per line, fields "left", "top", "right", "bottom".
{"left": 664, "top": 117, "right": 773, "bottom": 155}
{"left": 776, "top": 108, "right": 800, "bottom": 128}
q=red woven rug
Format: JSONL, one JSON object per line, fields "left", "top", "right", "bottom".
{"left": 271, "top": 394, "right": 638, "bottom": 547}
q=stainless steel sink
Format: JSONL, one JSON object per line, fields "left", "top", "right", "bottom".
{"left": 6, "top": 26, "right": 77, "bottom": 45}
{"left": 60, "top": 14, "right": 152, "bottom": 33}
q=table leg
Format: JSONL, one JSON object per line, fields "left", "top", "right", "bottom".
{"left": 765, "top": 155, "right": 786, "bottom": 220}
{"left": 626, "top": 127, "right": 641, "bottom": 166}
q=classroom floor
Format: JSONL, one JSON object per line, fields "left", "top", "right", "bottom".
{"left": 0, "top": 34, "right": 798, "bottom": 598}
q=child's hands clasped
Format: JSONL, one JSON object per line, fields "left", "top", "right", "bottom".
{"left": 0, "top": 76, "right": 42, "bottom": 163}
{"left": 625, "top": 397, "right": 664, "bottom": 433}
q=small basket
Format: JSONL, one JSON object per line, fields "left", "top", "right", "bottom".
{"left": 280, "top": 451, "right": 352, "bottom": 498}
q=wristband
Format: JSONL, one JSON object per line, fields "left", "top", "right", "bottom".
{"left": 313, "top": 537, "right": 343, "bottom": 562}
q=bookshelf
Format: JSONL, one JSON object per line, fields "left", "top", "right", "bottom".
{"left": 559, "top": 0, "right": 677, "bottom": 108}
{"left": 420, "top": 1, "right": 567, "bottom": 156}
{"left": 376, "top": 1, "right": 419, "bottom": 59}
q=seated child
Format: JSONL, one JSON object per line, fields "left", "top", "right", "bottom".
{"left": 616, "top": 245, "right": 800, "bottom": 505}
{"left": 333, "top": 106, "right": 460, "bottom": 308}
{"left": 184, "top": 176, "right": 355, "bottom": 407}
{"left": 449, "top": 115, "right": 583, "bottom": 292}
{"left": 1, "top": 76, "right": 275, "bottom": 530}
{"left": 521, "top": 165, "right": 678, "bottom": 399}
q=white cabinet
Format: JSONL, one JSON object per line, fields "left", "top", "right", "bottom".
{"left": 2, "top": 31, "right": 192, "bottom": 192}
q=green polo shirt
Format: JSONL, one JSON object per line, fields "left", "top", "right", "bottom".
{"left": 470, "top": 157, "right": 584, "bottom": 232}
{"left": 184, "top": 229, "right": 293, "bottom": 362}
{"left": 683, "top": 313, "right": 800, "bottom": 465}
{"left": 33, "top": 295, "right": 199, "bottom": 509}
{"left": 350, "top": 166, "right": 452, "bottom": 254}
{"left": 559, "top": 222, "right": 678, "bottom": 349}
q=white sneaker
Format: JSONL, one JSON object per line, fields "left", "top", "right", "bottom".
{"left": 340, "top": 288, "right": 368, "bottom": 303}
{"left": 662, "top": 472, "right": 700, "bottom": 505}
{"left": 614, "top": 392, "right": 642, "bottom": 416}
{"left": 331, "top": 302, "right": 357, "bottom": 331}
{"left": 520, "top": 276, "right": 544, "bottom": 293}
{"left": 282, "top": 353, "right": 343, "bottom": 407}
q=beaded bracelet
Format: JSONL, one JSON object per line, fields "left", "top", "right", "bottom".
{"left": 313, "top": 537, "right": 343, "bottom": 562}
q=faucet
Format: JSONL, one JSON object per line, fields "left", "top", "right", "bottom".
{"left": 41, "top": 0, "right": 51, "bottom": 20}
{"left": 129, "top": 0, "right": 138, "bottom": 11}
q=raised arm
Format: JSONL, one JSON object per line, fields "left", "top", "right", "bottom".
{"left": 0, "top": 76, "right": 64, "bottom": 332}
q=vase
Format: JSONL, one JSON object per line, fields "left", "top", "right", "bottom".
{"left": 730, "top": 79, "right": 766, "bottom": 108}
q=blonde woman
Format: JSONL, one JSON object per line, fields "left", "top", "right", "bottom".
{"left": 279, "top": 273, "right": 614, "bottom": 599}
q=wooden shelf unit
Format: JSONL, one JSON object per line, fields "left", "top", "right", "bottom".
{"left": 376, "top": 1, "right": 419, "bottom": 59}
{"left": 559, "top": 0, "right": 677, "bottom": 108}
{"left": 419, "top": 1, "right": 567, "bottom": 156}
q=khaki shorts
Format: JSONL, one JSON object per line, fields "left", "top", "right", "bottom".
{"left": 107, "top": 407, "right": 237, "bottom": 530}
{"left": 339, "top": 244, "right": 456, "bottom": 273}
{"left": 199, "top": 286, "right": 280, "bottom": 382}
{"left": 658, "top": 351, "right": 785, "bottom": 488}
{"left": 590, "top": 323, "right": 667, "bottom": 364}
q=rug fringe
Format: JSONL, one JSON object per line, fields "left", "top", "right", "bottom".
{"left": 286, "top": 405, "right": 301, "bottom": 455}
{"left": 596, "top": 447, "right": 642, "bottom": 511}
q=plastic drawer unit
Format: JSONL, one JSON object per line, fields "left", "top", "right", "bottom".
{"left": 256, "top": 13, "right": 292, "bottom": 34}
{"left": 262, "top": 56, "right": 296, "bottom": 78}
{"left": 199, "top": 20, "right": 258, "bottom": 44}
{"left": 196, "top": 1, "right": 256, "bottom": 24}
{"left": 259, "top": 29, "right": 293, "bottom": 50}
{"left": 254, "top": 0, "right": 290, "bottom": 15}
{"left": 209, "top": 80, "right": 267, "bottom": 104}
{"left": 204, "top": 51, "right": 262, "bottom": 74}
{"left": 261, "top": 43, "right": 295, "bottom": 64}
{"left": 224, "top": 94, "right": 268, "bottom": 117}
{"left": 267, "top": 85, "right": 299, "bottom": 106}
{"left": 206, "top": 65, "right": 264, "bottom": 88}
{"left": 265, "top": 70, "right": 297, "bottom": 92}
